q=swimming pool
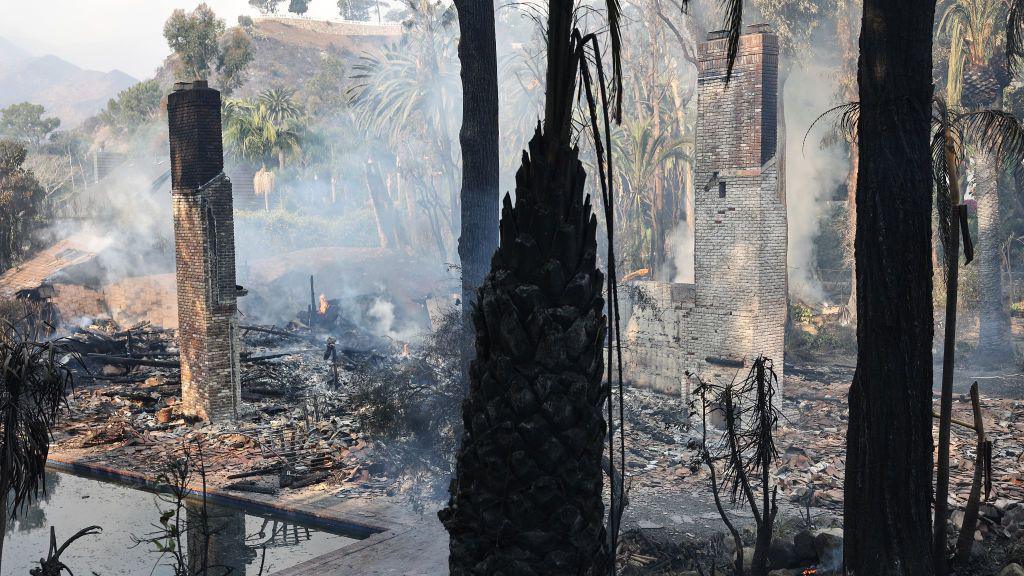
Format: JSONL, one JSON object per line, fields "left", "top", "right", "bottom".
{"left": 3, "top": 471, "right": 366, "bottom": 575}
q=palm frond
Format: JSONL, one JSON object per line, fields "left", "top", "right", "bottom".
{"left": 721, "top": 0, "right": 743, "bottom": 81}
{"left": 802, "top": 102, "right": 859, "bottom": 155}
{"left": 1008, "top": 0, "right": 1024, "bottom": 74}
{"left": 932, "top": 127, "right": 954, "bottom": 274}
{"left": 959, "top": 108, "right": 1024, "bottom": 169}
{"left": 0, "top": 328, "right": 73, "bottom": 519}
{"left": 605, "top": 0, "right": 624, "bottom": 120}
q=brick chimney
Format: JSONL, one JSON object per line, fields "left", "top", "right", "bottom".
{"left": 168, "top": 80, "right": 241, "bottom": 423}
{"left": 693, "top": 25, "right": 787, "bottom": 388}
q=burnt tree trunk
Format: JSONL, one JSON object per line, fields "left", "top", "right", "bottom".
{"left": 843, "top": 0, "right": 937, "bottom": 574}
{"left": 454, "top": 0, "right": 501, "bottom": 385}
{"left": 441, "top": 1, "right": 608, "bottom": 573}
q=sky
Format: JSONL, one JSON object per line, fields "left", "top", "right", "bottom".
{"left": 0, "top": 1, "right": 345, "bottom": 79}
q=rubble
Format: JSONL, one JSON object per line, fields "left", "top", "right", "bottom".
{"left": 51, "top": 314, "right": 408, "bottom": 500}
{"left": 46, "top": 309, "right": 1024, "bottom": 572}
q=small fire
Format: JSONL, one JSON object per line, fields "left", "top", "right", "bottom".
{"left": 401, "top": 343, "right": 410, "bottom": 357}
{"left": 318, "top": 294, "right": 329, "bottom": 315}
{"left": 803, "top": 570, "right": 817, "bottom": 576}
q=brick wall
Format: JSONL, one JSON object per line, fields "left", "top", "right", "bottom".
{"left": 623, "top": 25, "right": 787, "bottom": 399}
{"left": 103, "top": 274, "right": 178, "bottom": 329}
{"left": 169, "top": 80, "right": 241, "bottom": 423}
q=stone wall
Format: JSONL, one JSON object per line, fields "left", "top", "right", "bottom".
{"left": 623, "top": 24, "right": 787, "bottom": 398}
{"left": 169, "top": 80, "right": 241, "bottom": 423}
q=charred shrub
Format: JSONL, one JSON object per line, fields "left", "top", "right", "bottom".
{"left": 346, "top": 308, "right": 463, "bottom": 500}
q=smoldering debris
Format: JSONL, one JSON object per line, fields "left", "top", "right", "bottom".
{"left": 49, "top": 310, "right": 418, "bottom": 499}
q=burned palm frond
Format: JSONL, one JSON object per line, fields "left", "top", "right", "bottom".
{"left": 689, "top": 356, "right": 782, "bottom": 576}
{"left": 932, "top": 121, "right": 955, "bottom": 278}
{"left": 675, "top": 0, "right": 742, "bottom": 81}
{"left": 29, "top": 525, "right": 103, "bottom": 576}
{"left": 0, "top": 327, "right": 74, "bottom": 522}
{"left": 720, "top": 0, "right": 743, "bottom": 81}
{"left": 802, "top": 101, "right": 860, "bottom": 154}
{"left": 1007, "top": 0, "right": 1024, "bottom": 74}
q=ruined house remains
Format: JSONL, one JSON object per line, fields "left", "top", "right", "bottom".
{"left": 168, "top": 80, "right": 242, "bottom": 422}
{"left": 623, "top": 24, "right": 787, "bottom": 396}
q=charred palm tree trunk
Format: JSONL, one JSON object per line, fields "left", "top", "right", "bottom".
{"left": 973, "top": 148, "right": 1013, "bottom": 365}
{"left": 454, "top": 0, "right": 500, "bottom": 387}
{"left": 440, "top": 1, "right": 609, "bottom": 574}
{"left": 934, "top": 123, "right": 963, "bottom": 575}
{"left": 843, "top": 0, "right": 937, "bottom": 573}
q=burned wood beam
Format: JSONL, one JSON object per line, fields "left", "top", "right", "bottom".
{"left": 241, "top": 349, "right": 319, "bottom": 363}
{"left": 931, "top": 411, "right": 977, "bottom": 432}
{"left": 85, "top": 354, "right": 180, "bottom": 368}
{"left": 239, "top": 325, "right": 303, "bottom": 339}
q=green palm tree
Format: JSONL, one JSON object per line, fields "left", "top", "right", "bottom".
{"left": 222, "top": 93, "right": 303, "bottom": 171}
{"left": 348, "top": 0, "right": 461, "bottom": 256}
{"left": 611, "top": 117, "right": 691, "bottom": 275}
{"left": 0, "top": 329, "right": 74, "bottom": 572}
{"left": 939, "top": 0, "right": 1019, "bottom": 365}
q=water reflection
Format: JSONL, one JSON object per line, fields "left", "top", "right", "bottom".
{"left": 3, "top": 471, "right": 359, "bottom": 575}
{"left": 185, "top": 502, "right": 252, "bottom": 575}
{"left": 4, "top": 473, "right": 60, "bottom": 535}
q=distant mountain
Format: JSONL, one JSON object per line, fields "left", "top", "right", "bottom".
{"left": 0, "top": 37, "right": 137, "bottom": 128}
{"left": 0, "top": 36, "right": 30, "bottom": 66}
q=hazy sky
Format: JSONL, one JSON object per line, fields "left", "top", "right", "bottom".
{"left": 0, "top": 1, "right": 344, "bottom": 79}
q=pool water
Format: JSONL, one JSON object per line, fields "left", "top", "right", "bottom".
{"left": 3, "top": 471, "right": 362, "bottom": 575}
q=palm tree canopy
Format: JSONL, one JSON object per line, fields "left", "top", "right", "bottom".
{"left": 0, "top": 331, "right": 72, "bottom": 518}
{"left": 808, "top": 97, "right": 1024, "bottom": 262}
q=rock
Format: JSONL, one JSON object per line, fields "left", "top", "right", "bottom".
{"left": 813, "top": 528, "right": 844, "bottom": 569}
{"left": 767, "top": 539, "right": 795, "bottom": 569}
{"left": 1004, "top": 505, "right": 1024, "bottom": 530}
{"left": 722, "top": 534, "right": 738, "bottom": 559}
{"left": 793, "top": 529, "right": 817, "bottom": 563}
{"left": 980, "top": 502, "right": 1002, "bottom": 521}
{"left": 998, "top": 564, "right": 1024, "bottom": 576}
{"left": 969, "top": 540, "right": 986, "bottom": 562}
{"left": 155, "top": 407, "right": 173, "bottom": 424}
{"left": 994, "top": 498, "right": 1014, "bottom": 513}
{"left": 741, "top": 547, "right": 756, "bottom": 571}
{"left": 952, "top": 509, "right": 966, "bottom": 530}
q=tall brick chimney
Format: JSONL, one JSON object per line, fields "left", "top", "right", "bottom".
{"left": 168, "top": 80, "right": 241, "bottom": 423}
{"left": 693, "top": 24, "right": 787, "bottom": 385}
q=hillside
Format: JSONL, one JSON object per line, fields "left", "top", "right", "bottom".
{"left": 0, "top": 37, "right": 137, "bottom": 127}
{"left": 154, "top": 17, "right": 402, "bottom": 98}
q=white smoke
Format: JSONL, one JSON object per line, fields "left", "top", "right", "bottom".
{"left": 785, "top": 60, "right": 847, "bottom": 304}
{"left": 367, "top": 296, "right": 419, "bottom": 342}
{"left": 668, "top": 219, "right": 695, "bottom": 284}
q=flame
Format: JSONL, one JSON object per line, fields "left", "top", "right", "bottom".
{"left": 803, "top": 570, "right": 817, "bottom": 576}
{"left": 401, "top": 343, "right": 410, "bottom": 357}
{"left": 318, "top": 294, "right": 329, "bottom": 315}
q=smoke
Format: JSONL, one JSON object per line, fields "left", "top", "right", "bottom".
{"left": 668, "top": 219, "right": 695, "bottom": 284}
{"left": 45, "top": 159, "right": 176, "bottom": 286}
{"left": 785, "top": 59, "right": 847, "bottom": 304}
{"left": 367, "top": 296, "right": 419, "bottom": 341}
